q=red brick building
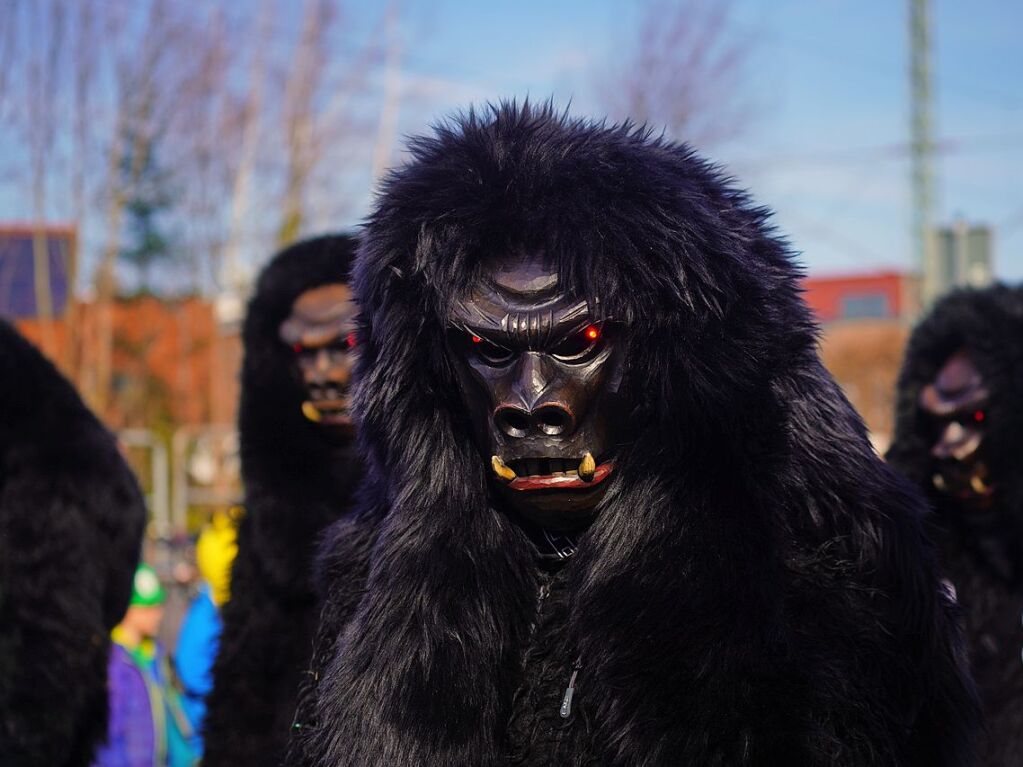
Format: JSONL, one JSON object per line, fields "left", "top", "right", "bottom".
{"left": 802, "top": 271, "right": 919, "bottom": 451}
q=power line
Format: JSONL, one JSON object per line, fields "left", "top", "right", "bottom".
{"left": 729, "top": 131, "right": 1023, "bottom": 172}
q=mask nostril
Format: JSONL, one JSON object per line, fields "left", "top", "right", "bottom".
{"left": 495, "top": 406, "right": 531, "bottom": 438}
{"left": 535, "top": 404, "right": 572, "bottom": 436}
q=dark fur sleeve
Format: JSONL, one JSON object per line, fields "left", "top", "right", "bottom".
{"left": 285, "top": 483, "right": 387, "bottom": 767}
{"left": 201, "top": 492, "right": 326, "bottom": 767}
{"left": 0, "top": 321, "right": 146, "bottom": 767}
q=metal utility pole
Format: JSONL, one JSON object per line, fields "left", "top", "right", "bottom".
{"left": 910, "top": 0, "right": 937, "bottom": 309}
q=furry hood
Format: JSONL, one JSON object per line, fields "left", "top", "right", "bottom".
{"left": 299, "top": 103, "right": 976, "bottom": 766}
{"left": 887, "top": 283, "right": 1023, "bottom": 520}
{"left": 237, "top": 233, "right": 359, "bottom": 596}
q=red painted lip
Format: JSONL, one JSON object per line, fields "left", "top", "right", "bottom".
{"left": 320, "top": 412, "right": 352, "bottom": 426}
{"left": 507, "top": 461, "right": 615, "bottom": 491}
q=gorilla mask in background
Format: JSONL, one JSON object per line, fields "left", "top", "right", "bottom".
{"left": 918, "top": 349, "right": 994, "bottom": 508}
{"left": 888, "top": 284, "right": 1023, "bottom": 566}
{"left": 202, "top": 234, "right": 362, "bottom": 767}
{"left": 279, "top": 281, "right": 358, "bottom": 436}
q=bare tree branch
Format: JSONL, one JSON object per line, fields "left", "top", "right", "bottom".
{"left": 277, "top": 0, "right": 337, "bottom": 246}
{"left": 597, "top": 0, "right": 755, "bottom": 147}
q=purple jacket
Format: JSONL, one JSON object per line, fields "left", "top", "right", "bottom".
{"left": 91, "top": 644, "right": 161, "bottom": 767}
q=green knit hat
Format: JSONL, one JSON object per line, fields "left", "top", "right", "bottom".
{"left": 130, "top": 563, "right": 166, "bottom": 607}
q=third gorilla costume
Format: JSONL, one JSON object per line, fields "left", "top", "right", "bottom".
{"left": 887, "top": 284, "right": 1023, "bottom": 766}
{"left": 203, "top": 235, "right": 361, "bottom": 766}
{"left": 287, "top": 104, "right": 977, "bottom": 766}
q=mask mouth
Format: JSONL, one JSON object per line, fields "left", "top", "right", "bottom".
{"left": 491, "top": 453, "right": 615, "bottom": 491}
{"left": 301, "top": 394, "right": 352, "bottom": 426}
{"left": 932, "top": 460, "right": 995, "bottom": 503}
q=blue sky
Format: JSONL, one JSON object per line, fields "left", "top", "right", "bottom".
{"left": 383, "top": 0, "right": 1023, "bottom": 281}
{"left": 1, "top": 0, "right": 1019, "bottom": 284}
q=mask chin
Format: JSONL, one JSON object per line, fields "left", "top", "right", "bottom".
{"left": 489, "top": 452, "right": 617, "bottom": 531}
{"left": 932, "top": 459, "right": 995, "bottom": 510}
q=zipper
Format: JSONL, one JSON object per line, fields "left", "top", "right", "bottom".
{"left": 559, "top": 655, "right": 583, "bottom": 719}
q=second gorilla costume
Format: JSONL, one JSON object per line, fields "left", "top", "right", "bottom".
{"left": 887, "top": 284, "right": 1023, "bottom": 766}
{"left": 287, "top": 105, "right": 978, "bottom": 766}
{"left": 203, "top": 235, "right": 362, "bottom": 766}
{"left": 0, "top": 319, "right": 146, "bottom": 767}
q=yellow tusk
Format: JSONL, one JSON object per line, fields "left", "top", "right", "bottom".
{"left": 301, "top": 401, "right": 323, "bottom": 423}
{"left": 970, "top": 474, "right": 989, "bottom": 494}
{"left": 578, "top": 452, "right": 596, "bottom": 482}
{"left": 492, "top": 455, "right": 516, "bottom": 482}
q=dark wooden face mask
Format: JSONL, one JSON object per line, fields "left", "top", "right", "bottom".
{"left": 919, "top": 349, "right": 994, "bottom": 507}
{"left": 446, "top": 253, "right": 628, "bottom": 532}
{"left": 279, "top": 282, "right": 358, "bottom": 434}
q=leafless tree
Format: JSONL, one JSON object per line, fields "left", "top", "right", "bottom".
{"left": 371, "top": 1, "right": 402, "bottom": 182}
{"left": 218, "top": 1, "right": 273, "bottom": 291}
{"left": 92, "top": 0, "right": 200, "bottom": 410}
{"left": 0, "top": 0, "right": 392, "bottom": 415}
{"left": 277, "top": 0, "right": 338, "bottom": 247}
{"left": 22, "top": 0, "right": 67, "bottom": 357}
{"left": 66, "top": 0, "right": 99, "bottom": 373}
{"left": 597, "top": 0, "right": 755, "bottom": 147}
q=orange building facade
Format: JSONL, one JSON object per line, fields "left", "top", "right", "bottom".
{"left": 802, "top": 271, "right": 919, "bottom": 451}
{"left": 17, "top": 297, "right": 241, "bottom": 432}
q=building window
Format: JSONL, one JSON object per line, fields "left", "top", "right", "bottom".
{"left": 840, "top": 292, "right": 890, "bottom": 319}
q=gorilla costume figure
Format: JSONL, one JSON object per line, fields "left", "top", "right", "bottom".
{"left": 203, "top": 235, "right": 362, "bottom": 767}
{"left": 0, "top": 319, "right": 146, "bottom": 767}
{"left": 887, "top": 284, "right": 1023, "bottom": 765}
{"left": 286, "top": 104, "right": 978, "bottom": 766}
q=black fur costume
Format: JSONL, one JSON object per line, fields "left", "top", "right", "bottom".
{"left": 887, "top": 284, "right": 1023, "bottom": 766}
{"left": 0, "top": 319, "right": 145, "bottom": 767}
{"left": 287, "top": 104, "right": 978, "bottom": 766}
{"left": 203, "top": 235, "right": 362, "bottom": 767}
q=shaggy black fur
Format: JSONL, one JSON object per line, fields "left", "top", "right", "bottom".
{"left": 287, "top": 103, "right": 979, "bottom": 766}
{"left": 887, "top": 284, "right": 1023, "bottom": 766}
{"left": 0, "top": 319, "right": 145, "bottom": 767}
{"left": 203, "top": 235, "right": 363, "bottom": 767}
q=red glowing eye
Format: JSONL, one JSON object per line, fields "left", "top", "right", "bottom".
{"left": 973, "top": 410, "right": 985, "bottom": 423}
{"left": 471, "top": 334, "right": 483, "bottom": 344}
{"left": 584, "top": 325, "right": 600, "bottom": 341}
{"left": 292, "top": 343, "right": 303, "bottom": 354}
{"left": 346, "top": 332, "right": 357, "bottom": 348}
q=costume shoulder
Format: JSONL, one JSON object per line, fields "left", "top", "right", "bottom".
{"left": 0, "top": 318, "right": 145, "bottom": 767}
{"left": 204, "top": 234, "right": 364, "bottom": 767}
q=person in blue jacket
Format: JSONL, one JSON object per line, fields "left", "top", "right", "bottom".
{"left": 174, "top": 510, "right": 238, "bottom": 757}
